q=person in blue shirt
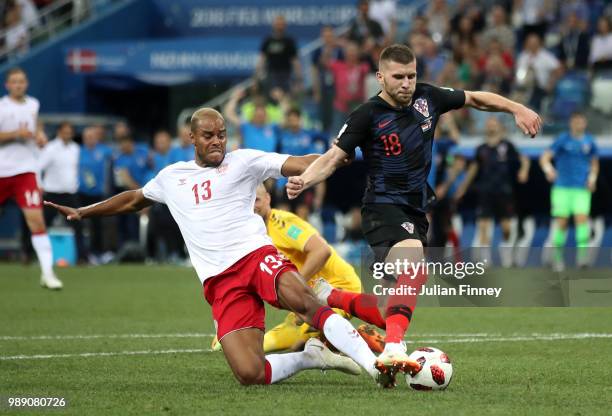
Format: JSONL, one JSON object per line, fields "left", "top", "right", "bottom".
{"left": 79, "top": 125, "right": 113, "bottom": 259}
{"left": 113, "top": 134, "right": 150, "bottom": 247}
{"left": 146, "top": 129, "right": 184, "bottom": 263}
{"left": 169, "top": 122, "right": 194, "bottom": 163}
{"left": 276, "top": 107, "right": 326, "bottom": 219}
{"left": 540, "top": 111, "right": 599, "bottom": 269}
{"left": 224, "top": 88, "right": 279, "bottom": 153}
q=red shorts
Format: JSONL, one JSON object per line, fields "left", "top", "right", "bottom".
{"left": 203, "top": 245, "right": 298, "bottom": 341}
{"left": 0, "top": 172, "right": 42, "bottom": 209}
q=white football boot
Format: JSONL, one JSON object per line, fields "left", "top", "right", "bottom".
{"left": 311, "top": 277, "right": 333, "bottom": 305}
{"left": 40, "top": 273, "right": 63, "bottom": 290}
{"left": 303, "top": 338, "right": 361, "bottom": 375}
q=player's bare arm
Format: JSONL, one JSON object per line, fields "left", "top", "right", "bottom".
{"left": 44, "top": 189, "right": 153, "bottom": 221}
{"left": 539, "top": 150, "right": 557, "bottom": 183}
{"left": 280, "top": 154, "right": 319, "bottom": 177}
{"left": 518, "top": 154, "right": 531, "bottom": 183}
{"left": 0, "top": 122, "right": 34, "bottom": 142}
{"left": 286, "top": 145, "right": 348, "bottom": 200}
{"left": 463, "top": 91, "right": 542, "bottom": 137}
{"left": 298, "top": 234, "right": 332, "bottom": 281}
{"left": 454, "top": 161, "right": 479, "bottom": 202}
{"left": 588, "top": 157, "right": 600, "bottom": 192}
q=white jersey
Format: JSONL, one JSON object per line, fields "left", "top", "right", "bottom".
{"left": 39, "top": 138, "right": 80, "bottom": 193}
{"left": 142, "top": 149, "right": 289, "bottom": 284}
{"left": 0, "top": 95, "right": 40, "bottom": 178}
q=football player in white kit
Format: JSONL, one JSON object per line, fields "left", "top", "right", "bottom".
{"left": 0, "top": 68, "right": 62, "bottom": 289}
{"left": 45, "top": 108, "right": 400, "bottom": 387}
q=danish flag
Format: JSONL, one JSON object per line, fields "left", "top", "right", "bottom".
{"left": 66, "top": 49, "right": 97, "bottom": 73}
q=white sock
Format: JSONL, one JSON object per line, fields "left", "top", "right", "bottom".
{"left": 322, "top": 313, "right": 377, "bottom": 378}
{"left": 266, "top": 352, "right": 318, "bottom": 384}
{"left": 31, "top": 234, "right": 54, "bottom": 276}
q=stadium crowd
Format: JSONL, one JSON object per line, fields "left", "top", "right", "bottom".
{"left": 4, "top": 0, "right": 612, "bottom": 266}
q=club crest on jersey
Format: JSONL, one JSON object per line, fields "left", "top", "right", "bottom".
{"left": 413, "top": 98, "right": 429, "bottom": 118}
{"left": 216, "top": 163, "right": 228, "bottom": 174}
{"left": 178, "top": 178, "right": 187, "bottom": 186}
{"left": 401, "top": 221, "right": 414, "bottom": 234}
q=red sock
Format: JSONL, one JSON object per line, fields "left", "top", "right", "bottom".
{"left": 384, "top": 270, "right": 427, "bottom": 343}
{"left": 327, "top": 289, "right": 386, "bottom": 329}
{"left": 310, "top": 306, "right": 335, "bottom": 330}
{"left": 384, "top": 313, "right": 410, "bottom": 343}
{"left": 264, "top": 359, "right": 272, "bottom": 384}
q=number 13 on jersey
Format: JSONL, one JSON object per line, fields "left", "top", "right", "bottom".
{"left": 192, "top": 180, "right": 212, "bottom": 204}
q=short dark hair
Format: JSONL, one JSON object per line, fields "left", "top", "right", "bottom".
{"left": 286, "top": 107, "right": 301, "bottom": 118}
{"left": 570, "top": 110, "right": 586, "bottom": 119}
{"left": 379, "top": 44, "right": 415, "bottom": 68}
{"left": 5, "top": 67, "right": 26, "bottom": 81}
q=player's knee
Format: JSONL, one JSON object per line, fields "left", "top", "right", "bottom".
{"left": 235, "top": 365, "right": 266, "bottom": 385}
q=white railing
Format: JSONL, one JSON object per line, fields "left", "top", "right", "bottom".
{"left": 0, "top": 0, "right": 123, "bottom": 62}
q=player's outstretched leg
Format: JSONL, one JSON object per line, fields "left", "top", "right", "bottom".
{"left": 312, "top": 278, "right": 386, "bottom": 353}
{"left": 376, "top": 241, "right": 425, "bottom": 376}
{"left": 276, "top": 270, "right": 397, "bottom": 387}
{"left": 22, "top": 208, "right": 62, "bottom": 290}
{"left": 219, "top": 327, "right": 360, "bottom": 385}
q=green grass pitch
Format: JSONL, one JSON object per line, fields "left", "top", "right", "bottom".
{"left": 1, "top": 264, "right": 611, "bottom": 415}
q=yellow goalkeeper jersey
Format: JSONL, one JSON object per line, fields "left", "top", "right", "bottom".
{"left": 265, "top": 208, "right": 361, "bottom": 293}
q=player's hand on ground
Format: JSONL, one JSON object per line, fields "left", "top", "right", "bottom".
{"left": 514, "top": 105, "right": 542, "bottom": 138}
{"left": 286, "top": 176, "right": 304, "bottom": 200}
{"left": 44, "top": 201, "right": 82, "bottom": 221}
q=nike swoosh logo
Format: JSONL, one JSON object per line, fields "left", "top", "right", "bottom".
{"left": 378, "top": 119, "right": 392, "bottom": 128}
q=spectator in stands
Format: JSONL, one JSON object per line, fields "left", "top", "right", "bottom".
{"left": 555, "top": 11, "right": 591, "bottom": 70}
{"left": 424, "top": 0, "right": 450, "bottom": 45}
{"left": 421, "top": 35, "right": 447, "bottom": 83}
{"left": 481, "top": 5, "right": 516, "bottom": 53}
{"left": 3, "top": 2, "right": 30, "bottom": 56}
{"left": 368, "top": 0, "right": 397, "bottom": 45}
{"left": 450, "top": 0, "right": 485, "bottom": 35}
{"left": 477, "top": 37, "right": 514, "bottom": 94}
{"left": 78, "top": 125, "right": 112, "bottom": 263}
{"left": 256, "top": 15, "right": 301, "bottom": 95}
{"left": 275, "top": 107, "right": 327, "bottom": 219}
{"left": 146, "top": 129, "right": 183, "bottom": 263}
{"left": 239, "top": 87, "right": 286, "bottom": 125}
{"left": 169, "top": 122, "right": 193, "bottom": 163}
{"left": 328, "top": 42, "right": 370, "bottom": 136}
{"left": 39, "top": 121, "right": 87, "bottom": 262}
{"left": 113, "top": 134, "right": 149, "bottom": 248}
{"left": 347, "top": 0, "right": 385, "bottom": 51}
{"left": 311, "top": 25, "right": 344, "bottom": 134}
{"left": 513, "top": 0, "right": 555, "bottom": 43}
{"left": 589, "top": 16, "right": 612, "bottom": 73}
{"left": 407, "top": 14, "right": 431, "bottom": 38}
{"left": 15, "top": 0, "right": 40, "bottom": 29}
{"left": 224, "top": 87, "right": 279, "bottom": 152}
{"left": 515, "top": 33, "right": 563, "bottom": 111}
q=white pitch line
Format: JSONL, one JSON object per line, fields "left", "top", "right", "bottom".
{"left": 0, "top": 348, "right": 212, "bottom": 361}
{"left": 409, "top": 333, "right": 612, "bottom": 344}
{"left": 1, "top": 333, "right": 611, "bottom": 361}
{"left": 0, "top": 333, "right": 216, "bottom": 341}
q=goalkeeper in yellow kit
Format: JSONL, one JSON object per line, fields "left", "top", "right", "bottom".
{"left": 212, "top": 184, "right": 383, "bottom": 352}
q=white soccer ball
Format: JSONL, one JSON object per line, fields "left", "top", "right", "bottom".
{"left": 405, "top": 347, "right": 453, "bottom": 390}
